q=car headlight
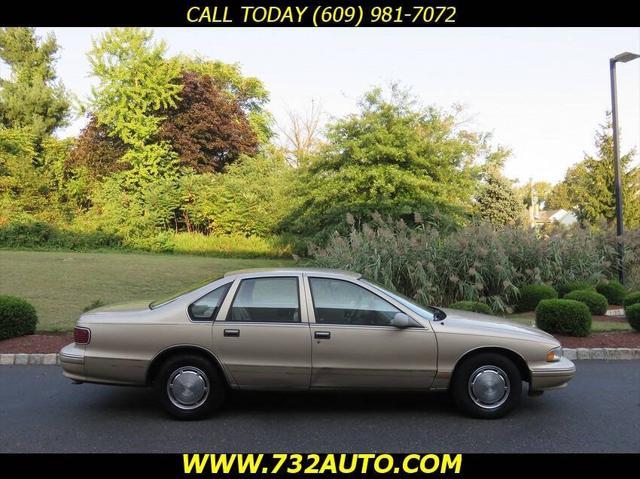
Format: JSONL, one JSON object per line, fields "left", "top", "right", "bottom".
{"left": 546, "top": 346, "right": 563, "bottom": 362}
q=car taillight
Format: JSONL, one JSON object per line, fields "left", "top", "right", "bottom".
{"left": 74, "top": 327, "right": 91, "bottom": 344}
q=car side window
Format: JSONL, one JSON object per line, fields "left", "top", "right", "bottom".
{"left": 227, "top": 277, "right": 300, "bottom": 323}
{"left": 309, "top": 277, "right": 401, "bottom": 326}
{"left": 188, "top": 283, "right": 232, "bottom": 321}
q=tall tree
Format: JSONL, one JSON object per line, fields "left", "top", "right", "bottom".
{"left": 474, "top": 148, "right": 523, "bottom": 226}
{"left": 67, "top": 115, "right": 128, "bottom": 179}
{"left": 559, "top": 113, "right": 640, "bottom": 228}
{"left": 545, "top": 181, "right": 572, "bottom": 210}
{"left": 158, "top": 71, "right": 258, "bottom": 173}
{"left": 175, "top": 55, "right": 272, "bottom": 143}
{"left": 280, "top": 86, "right": 486, "bottom": 241}
{"left": 279, "top": 100, "right": 323, "bottom": 167}
{"left": 88, "top": 28, "right": 182, "bottom": 186}
{"left": 0, "top": 28, "right": 70, "bottom": 142}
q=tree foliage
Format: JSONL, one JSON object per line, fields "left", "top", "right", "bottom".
{"left": 558, "top": 114, "right": 640, "bottom": 228}
{"left": 158, "top": 72, "right": 258, "bottom": 173}
{"left": 281, "top": 86, "right": 486, "bottom": 240}
{"left": 88, "top": 28, "right": 182, "bottom": 185}
{"left": 176, "top": 55, "right": 272, "bottom": 143}
{"left": 67, "top": 115, "right": 128, "bottom": 179}
{"left": 0, "top": 28, "right": 71, "bottom": 143}
{"left": 178, "top": 149, "right": 293, "bottom": 236}
{"left": 475, "top": 150, "right": 523, "bottom": 226}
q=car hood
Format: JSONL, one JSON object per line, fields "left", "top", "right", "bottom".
{"left": 439, "top": 308, "right": 558, "bottom": 344}
{"left": 83, "top": 300, "right": 152, "bottom": 315}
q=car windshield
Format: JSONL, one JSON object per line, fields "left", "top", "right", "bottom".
{"left": 149, "top": 276, "right": 223, "bottom": 309}
{"left": 361, "top": 279, "right": 438, "bottom": 320}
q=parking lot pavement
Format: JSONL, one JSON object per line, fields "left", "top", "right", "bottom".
{"left": 1, "top": 360, "right": 638, "bottom": 453}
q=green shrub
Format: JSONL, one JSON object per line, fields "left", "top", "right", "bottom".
{"left": 564, "top": 289, "right": 608, "bottom": 315}
{"left": 0, "top": 295, "right": 38, "bottom": 340}
{"left": 0, "top": 220, "right": 122, "bottom": 250}
{"left": 517, "top": 284, "right": 558, "bottom": 312}
{"left": 623, "top": 291, "right": 640, "bottom": 310}
{"left": 448, "top": 301, "right": 492, "bottom": 315}
{"left": 535, "top": 299, "right": 591, "bottom": 337}
{"left": 169, "top": 232, "right": 293, "bottom": 259}
{"left": 596, "top": 280, "right": 627, "bottom": 305}
{"left": 626, "top": 303, "right": 640, "bottom": 331}
{"left": 556, "top": 280, "right": 594, "bottom": 297}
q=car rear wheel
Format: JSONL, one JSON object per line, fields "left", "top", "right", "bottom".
{"left": 154, "top": 354, "right": 225, "bottom": 420}
{"left": 451, "top": 352, "right": 522, "bottom": 419}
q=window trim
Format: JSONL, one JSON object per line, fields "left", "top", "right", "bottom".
{"left": 307, "top": 276, "right": 406, "bottom": 328}
{"left": 225, "top": 276, "right": 302, "bottom": 324}
{"left": 187, "top": 282, "right": 232, "bottom": 322}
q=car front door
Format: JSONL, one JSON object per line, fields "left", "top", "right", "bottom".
{"left": 212, "top": 274, "right": 311, "bottom": 389}
{"left": 305, "top": 275, "right": 437, "bottom": 390}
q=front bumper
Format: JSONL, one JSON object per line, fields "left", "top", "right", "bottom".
{"left": 59, "top": 342, "right": 85, "bottom": 381}
{"left": 529, "top": 356, "right": 576, "bottom": 391}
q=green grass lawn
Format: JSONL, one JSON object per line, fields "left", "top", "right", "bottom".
{"left": 0, "top": 250, "right": 294, "bottom": 332}
{"left": 506, "top": 312, "right": 632, "bottom": 332}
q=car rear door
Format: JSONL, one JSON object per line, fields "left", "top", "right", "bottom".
{"left": 305, "top": 275, "right": 437, "bottom": 390}
{"left": 212, "top": 273, "right": 311, "bottom": 389}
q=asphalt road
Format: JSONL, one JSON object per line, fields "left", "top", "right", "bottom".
{"left": 1, "top": 361, "right": 638, "bottom": 453}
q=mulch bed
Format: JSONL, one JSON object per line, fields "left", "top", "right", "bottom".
{"left": 593, "top": 314, "right": 627, "bottom": 323}
{"left": 0, "top": 332, "right": 72, "bottom": 353}
{"left": 558, "top": 331, "right": 640, "bottom": 348}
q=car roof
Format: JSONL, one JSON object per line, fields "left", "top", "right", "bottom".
{"left": 224, "top": 267, "right": 362, "bottom": 279}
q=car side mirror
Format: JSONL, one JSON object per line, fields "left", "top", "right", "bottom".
{"left": 391, "top": 312, "right": 412, "bottom": 329}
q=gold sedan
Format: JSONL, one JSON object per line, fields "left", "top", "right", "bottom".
{"left": 60, "top": 268, "right": 575, "bottom": 419}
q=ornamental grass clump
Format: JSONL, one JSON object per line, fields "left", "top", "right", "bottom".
{"left": 310, "top": 215, "right": 616, "bottom": 314}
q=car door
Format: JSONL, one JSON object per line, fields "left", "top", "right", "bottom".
{"left": 212, "top": 274, "right": 311, "bottom": 389}
{"left": 305, "top": 275, "right": 437, "bottom": 390}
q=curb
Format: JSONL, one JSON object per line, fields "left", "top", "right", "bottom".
{"left": 561, "top": 348, "right": 640, "bottom": 360}
{"left": 1, "top": 349, "right": 640, "bottom": 365}
{"left": 1, "top": 353, "right": 60, "bottom": 365}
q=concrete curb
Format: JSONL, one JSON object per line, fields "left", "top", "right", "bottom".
{"left": 1, "top": 353, "right": 60, "bottom": 365}
{"left": 561, "top": 348, "right": 640, "bottom": 360}
{"left": 1, "top": 349, "right": 640, "bottom": 365}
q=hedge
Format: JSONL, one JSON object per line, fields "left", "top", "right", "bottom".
{"left": 535, "top": 299, "right": 591, "bottom": 337}
{"left": 0, "top": 295, "right": 38, "bottom": 340}
{"left": 623, "top": 292, "right": 640, "bottom": 311}
{"left": 626, "top": 303, "right": 640, "bottom": 332}
{"left": 564, "top": 289, "right": 608, "bottom": 315}
{"left": 448, "top": 301, "right": 492, "bottom": 315}
{"left": 556, "top": 280, "right": 594, "bottom": 297}
{"left": 596, "top": 280, "right": 627, "bottom": 305}
{"left": 517, "top": 284, "right": 558, "bottom": 312}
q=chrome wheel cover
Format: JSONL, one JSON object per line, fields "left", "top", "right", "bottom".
{"left": 468, "top": 365, "right": 510, "bottom": 409}
{"left": 167, "top": 366, "right": 210, "bottom": 410}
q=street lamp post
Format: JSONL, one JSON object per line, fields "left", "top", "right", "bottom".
{"left": 609, "top": 51, "right": 639, "bottom": 285}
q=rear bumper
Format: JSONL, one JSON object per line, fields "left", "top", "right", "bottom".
{"left": 59, "top": 342, "right": 85, "bottom": 381}
{"left": 529, "top": 356, "right": 576, "bottom": 390}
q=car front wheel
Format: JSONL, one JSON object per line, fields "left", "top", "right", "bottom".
{"left": 155, "top": 354, "right": 225, "bottom": 420}
{"left": 451, "top": 352, "right": 522, "bottom": 419}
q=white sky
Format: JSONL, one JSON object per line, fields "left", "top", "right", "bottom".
{"left": 29, "top": 27, "right": 640, "bottom": 184}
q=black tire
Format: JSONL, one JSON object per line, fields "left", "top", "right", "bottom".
{"left": 154, "top": 354, "right": 226, "bottom": 420}
{"left": 451, "top": 352, "right": 522, "bottom": 419}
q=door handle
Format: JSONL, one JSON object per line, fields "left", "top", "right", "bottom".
{"left": 314, "top": 331, "right": 331, "bottom": 339}
{"left": 224, "top": 329, "right": 240, "bottom": 337}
